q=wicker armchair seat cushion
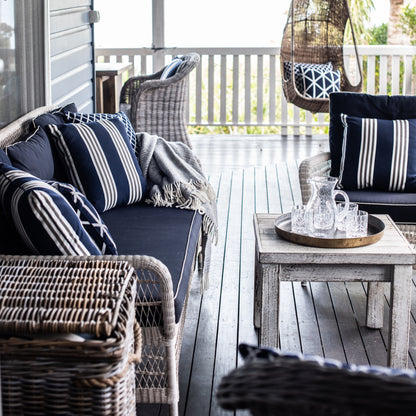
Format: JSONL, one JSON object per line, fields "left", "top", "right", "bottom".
{"left": 6, "top": 126, "right": 55, "bottom": 180}
{"left": 339, "top": 189, "right": 416, "bottom": 223}
{"left": 101, "top": 202, "right": 202, "bottom": 323}
{"left": 329, "top": 92, "right": 416, "bottom": 178}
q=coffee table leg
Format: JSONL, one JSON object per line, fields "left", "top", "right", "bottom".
{"left": 259, "top": 264, "right": 280, "bottom": 348}
{"left": 388, "top": 264, "right": 412, "bottom": 368}
{"left": 366, "top": 282, "right": 385, "bottom": 329}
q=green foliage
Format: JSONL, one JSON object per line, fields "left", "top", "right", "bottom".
{"left": 366, "top": 23, "right": 388, "bottom": 45}
{"left": 400, "top": 4, "right": 416, "bottom": 45}
{"left": 345, "top": 0, "right": 375, "bottom": 44}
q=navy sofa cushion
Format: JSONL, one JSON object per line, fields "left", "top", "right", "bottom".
{"left": 101, "top": 203, "right": 202, "bottom": 323}
{"left": 339, "top": 114, "right": 416, "bottom": 192}
{"left": 6, "top": 126, "right": 55, "bottom": 180}
{"left": 329, "top": 93, "right": 416, "bottom": 178}
{"left": 341, "top": 190, "right": 416, "bottom": 223}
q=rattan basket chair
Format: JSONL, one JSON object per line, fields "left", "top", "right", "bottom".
{"left": 119, "top": 53, "right": 200, "bottom": 148}
{"left": 217, "top": 345, "right": 416, "bottom": 416}
{"left": 281, "top": 0, "right": 362, "bottom": 113}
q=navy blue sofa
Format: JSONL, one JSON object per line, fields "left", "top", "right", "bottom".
{"left": 0, "top": 105, "right": 204, "bottom": 415}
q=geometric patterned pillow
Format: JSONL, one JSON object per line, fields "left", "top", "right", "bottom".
{"left": 48, "top": 117, "right": 147, "bottom": 212}
{"left": 0, "top": 164, "right": 101, "bottom": 255}
{"left": 301, "top": 65, "right": 340, "bottom": 99}
{"left": 283, "top": 61, "right": 333, "bottom": 95}
{"left": 63, "top": 110, "right": 137, "bottom": 150}
{"left": 47, "top": 181, "right": 118, "bottom": 255}
{"left": 339, "top": 114, "right": 416, "bottom": 191}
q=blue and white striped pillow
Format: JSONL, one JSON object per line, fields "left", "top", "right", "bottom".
{"left": 63, "top": 110, "right": 137, "bottom": 149}
{"left": 0, "top": 164, "right": 101, "bottom": 255}
{"left": 47, "top": 181, "right": 118, "bottom": 255}
{"left": 49, "top": 117, "right": 146, "bottom": 212}
{"left": 339, "top": 114, "right": 416, "bottom": 191}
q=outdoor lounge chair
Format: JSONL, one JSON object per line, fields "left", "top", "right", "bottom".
{"left": 298, "top": 92, "right": 416, "bottom": 244}
{"left": 216, "top": 344, "right": 416, "bottom": 416}
{"left": 119, "top": 53, "right": 200, "bottom": 148}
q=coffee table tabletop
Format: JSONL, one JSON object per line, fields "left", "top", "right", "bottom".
{"left": 254, "top": 213, "right": 415, "bottom": 368}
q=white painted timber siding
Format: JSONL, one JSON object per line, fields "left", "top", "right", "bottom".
{"left": 96, "top": 45, "right": 416, "bottom": 133}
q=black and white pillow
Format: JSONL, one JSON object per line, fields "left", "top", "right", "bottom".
{"left": 49, "top": 117, "right": 146, "bottom": 212}
{"left": 283, "top": 62, "right": 333, "bottom": 94}
{"left": 47, "top": 181, "right": 118, "bottom": 255}
{"left": 301, "top": 65, "right": 340, "bottom": 99}
{"left": 339, "top": 114, "right": 416, "bottom": 191}
{"left": 0, "top": 164, "right": 101, "bottom": 255}
{"left": 63, "top": 110, "right": 137, "bottom": 150}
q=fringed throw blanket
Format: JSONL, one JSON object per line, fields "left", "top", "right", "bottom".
{"left": 136, "top": 132, "right": 218, "bottom": 290}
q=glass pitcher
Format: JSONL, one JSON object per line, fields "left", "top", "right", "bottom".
{"left": 306, "top": 176, "right": 349, "bottom": 238}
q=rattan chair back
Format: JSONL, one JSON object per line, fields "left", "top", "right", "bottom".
{"left": 281, "top": 0, "right": 362, "bottom": 113}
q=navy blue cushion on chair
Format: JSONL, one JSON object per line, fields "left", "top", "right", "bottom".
{"left": 6, "top": 126, "right": 55, "bottom": 180}
{"left": 49, "top": 117, "right": 146, "bottom": 212}
{"left": 339, "top": 114, "right": 416, "bottom": 192}
{"left": 63, "top": 110, "right": 137, "bottom": 150}
{"left": 47, "top": 181, "right": 118, "bottom": 255}
{"left": 329, "top": 93, "right": 416, "bottom": 178}
{"left": 0, "top": 164, "right": 101, "bottom": 255}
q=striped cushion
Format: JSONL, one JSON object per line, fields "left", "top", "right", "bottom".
{"left": 63, "top": 110, "right": 137, "bottom": 149}
{"left": 0, "top": 164, "right": 101, "bottom": 255}
{"left": 49, "top": 117, "right": 146, "bottom": 212}
{"left": 339, "top": 114, "right": 416, "bottom": 191}
{"left": 47, "top": 181, "right": 118, "bottom": 255}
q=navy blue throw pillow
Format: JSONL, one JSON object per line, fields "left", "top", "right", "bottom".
{"left": 329, "top": 93, "right": 416, "bottom": 178}
{"left": 32, "top": 103, "right": 78, "bottom": 129}
{"left": 6, "top": 126, "right": 55, "bottom": 180}
{"left": 0, "top": 148, "right": 11, "bottom": 165}
{"left": 160, "top": 57, "right": 183, "bottom": 80}
{"left": 49, "top": 117, "right": 146, "bottom": 212}
{"left": 47, "top": 181, "right": 118, "bottom": 255}
{"left": 63, "top": 110, "right": 137, "bottom": 150}
{"left": 339, "top": 114, "right": 416, "bottom": 191}
{"left": 0, "top": 164, "right": 101, "bottom": 255}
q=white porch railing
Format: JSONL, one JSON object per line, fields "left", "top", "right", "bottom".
{"left": 95, "top": 45, "right": 416, "bottom": 134}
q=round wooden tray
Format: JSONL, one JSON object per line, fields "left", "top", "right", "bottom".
{"left": 274, "top": 213, "right": 385, "bottom": 248}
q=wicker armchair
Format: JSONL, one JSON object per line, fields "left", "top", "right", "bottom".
{"left": 217, "top": 345, "right": 416, "bottom": 416}
{"left": 298, "top": 92, "right": 416, "bottom": 245}
{"left": 119, "top": 53, "right": 200, "bottom": 148}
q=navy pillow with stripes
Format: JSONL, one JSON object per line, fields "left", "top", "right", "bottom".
{"left": 63, "top": 110, "right": 137, "bottom": 150}
{"left": 339, "top": 114, "right": 416, "bottom": 191}
{"left": 47, "top": 181, "right": 118, "bottom": 255}
{"left": 49, "top": 118, "right": 146, "bottom": 212}
{"left": 0, "top": 164, "right": 101, "bottom": 255}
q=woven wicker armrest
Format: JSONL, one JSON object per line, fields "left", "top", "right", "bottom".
{"left": 298, "top": 152, "right": 331, "bottom": 204}
{"left": 0, "top": 254, "right": 177, "bottom": 339}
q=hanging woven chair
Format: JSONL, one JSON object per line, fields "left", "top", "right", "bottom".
{"left": 281, "top": 0, "right": 363, "bottom": 113}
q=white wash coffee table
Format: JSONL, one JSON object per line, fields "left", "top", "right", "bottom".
{"left": 253, "top": 213, "right": 415, "bottom": 368}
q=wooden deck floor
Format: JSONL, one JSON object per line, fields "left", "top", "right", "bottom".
{"left": 141, "top": 134, "right": 416, "bottom": 416}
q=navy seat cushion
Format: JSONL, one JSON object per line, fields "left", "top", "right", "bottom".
{"left": 337, "top": 190, "right": 416, "bottom": 223}
{"left": 101, "top": 203, "right": 202, "bottom": 323}
{"left": 330, "top": 93, "right": 416, "bottom": 178}
{"left": 0, "top": 149, "right": 11, "bottom": 165}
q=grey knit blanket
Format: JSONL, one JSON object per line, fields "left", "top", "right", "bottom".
{"left": 135, "top": 132, "right": 218, "bottom": 290}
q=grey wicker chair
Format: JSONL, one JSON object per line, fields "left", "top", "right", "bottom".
{"left": 119, "top": 53, "right": 200, "bottom": 148}
{"left": 217, "top": 344, "right": 416, "bottom": 416}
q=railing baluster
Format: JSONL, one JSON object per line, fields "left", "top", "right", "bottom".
{"left": 269, "top": 55, "right": 276, "bottom": 125}
{"left": 208, "top": 54, "right": 215, "bottom": 125}
{"left": 391, "top": 55, "right": 400, "bottom": 95}
{"left": 403, "top": 55, "right": 413, "bottom": 95}
{"left": 220, "top": 55, "right": 227, "bottom": 125}
{"left": 195, "top": 56, "right": 202, "bottom": 124}
{"left": 232, "top": 55, "right": 239, "bottom": 125}
{"left": 379, "top": 55, "right": 388, "bottom": 94}
{"left": 257, "top": 55, "right": 264, "bottom": 125}
{"left": 367, "top": 55, "right": 376, "bottom": 94}
{"left": 245, "top": 55, "right": 251, "bottom": 125}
